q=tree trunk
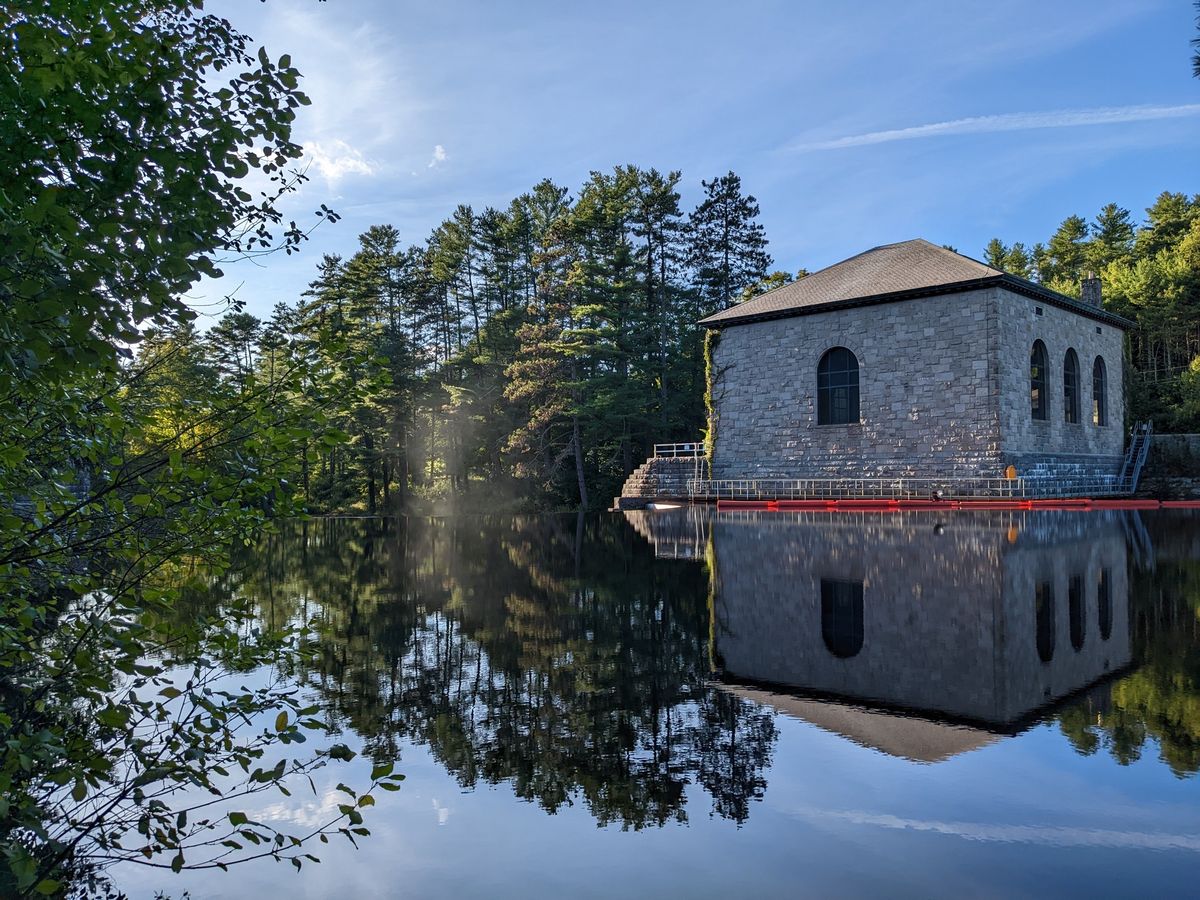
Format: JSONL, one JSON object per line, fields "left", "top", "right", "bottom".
{"left": 572, "top": 417, "right": 589, "bottom": 511}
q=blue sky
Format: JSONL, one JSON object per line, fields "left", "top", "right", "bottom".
{"left": 199, "top": 0, "right": 1200, "bottom": 323}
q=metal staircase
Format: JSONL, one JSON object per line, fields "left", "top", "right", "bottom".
{"left": 1119, "top": 421, "right": 1153, "bottom": 493}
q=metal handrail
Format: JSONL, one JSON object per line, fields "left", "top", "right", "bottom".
{"left": 1127, "top": 422, "right": 1153, "bottom": 493}
{"left": 687, "top": 474, "right": 1129, "bottom": 501}
{"left": 654, "top": 442, "right": 706, "bottom": 459}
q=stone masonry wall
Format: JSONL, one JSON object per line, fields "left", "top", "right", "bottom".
{"left": 709, "top": 287, "right": 1003, "bottom": 479}
{"left": 710, "top": 511, "right": 1131, "bottom": 724}
{"left": 996, "top": 291, "right": 1125, "bottom": 474}
{"left": 709, "top": 285, "right": 1128, "bottom": 481}
{"left": 1135, "top": 435, "right": 1200, "bottom": 498}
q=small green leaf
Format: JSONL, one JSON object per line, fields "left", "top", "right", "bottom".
{"left": 370, "top": 762, "right": 392, "bottom": 781}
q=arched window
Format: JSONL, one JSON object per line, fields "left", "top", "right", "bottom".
{"left": 1035, "top": 581, "right": 1055, "bottom": 663}
{"left": 817, "top": 347, "right": 860, "bottom": 425}
{"left": 1093, "top": 357, "right": 1108, "bottom": 426}
{"left": 1098, "top": 568, "right": 1112, "bottom": 641}
{"left": 1063, "top": 348, "right": 1080, "bottom": 424}
{"left": 1030, "top": 341, "right": 1048, "bottom": 420}
{"left": 1068, "top": 575, "right": 1085, "bottom": 651}
{"left": 821, "top": 578, "right": 864, "bottom": 658}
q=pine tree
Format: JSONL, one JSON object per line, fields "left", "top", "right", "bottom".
{"left": 1088, "top": 203, "right": 1135, "bottom": 270}
{"left": 631, "top": 167, "right": 687, "bottom": 436}
{"left": 504, "top": 194, "right": 588, "bottom": 505}
{"left": 1136, "top": 192, "right": 1200, "bottom": 257}
{"left": 984, "top": 238, "right": 1009, "bottom": 269}
{"left": 688, "top": 172, "right": 772, "bottom": 312}
{"left": 1040, "top": 215, "right": 1090, "bottom": 290}
{"left": 1004, "top": 243, "right": 1033, "bottom": 279}
{"left": 207, "top": 311, "right": 262, "bottom": 392}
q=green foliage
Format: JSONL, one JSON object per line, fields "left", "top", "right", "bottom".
{"left": 0, "top": 2, "right": 370, "bottom": 894}
{"left": 703, "top": 329, "right": 721, "bottom": 464}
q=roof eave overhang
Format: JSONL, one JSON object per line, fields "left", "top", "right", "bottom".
{"left": 700, "top": 274, "right": 1134, "bottom": 331}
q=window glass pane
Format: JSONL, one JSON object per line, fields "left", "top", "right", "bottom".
{"left": 1036, "top": 581, "right": 1055, "bottom": 662}
{"left": 1031, "top": 342, "right": 1048, "bottom": 421}
{"left": 821, "top": 578, "right": 864, "bottom": 658}
{"left": 817, "top": 348, "right": 860, "bottom": 425}
{"left": 1093, "top": 357, "right": 1107, "bottom": 426}
{"left": 1098, "top": 568, "right": 1112, "bottom": 641}
{"left": 1069, "top": 574, "right": 1085, "bottom": 651}
{"left": 1064, "top": 349, "right": 1080, "bottom": 424}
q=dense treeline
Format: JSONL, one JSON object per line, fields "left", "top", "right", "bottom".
{"left": 165, "top": 187, "right": 1200, "bottom": 515}
{"left": 984, "top": 192, "right": 1200, "bottom": 429}
{"left": 143, "top": 169, "right": 781, "bottom": 512}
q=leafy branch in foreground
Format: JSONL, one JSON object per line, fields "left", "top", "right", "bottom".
{"left": 0, "top": 1, "right": 374, "bottom": 896}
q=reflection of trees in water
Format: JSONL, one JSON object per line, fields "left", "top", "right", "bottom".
{"left": 213, "top": 515, "right": 777, "bottom": 827}
{"left": 1058, "top": 518, "right": 1200, "bottom": 777}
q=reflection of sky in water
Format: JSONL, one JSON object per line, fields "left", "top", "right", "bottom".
{"left": 113, "top": 511, "right": 1200, "bottom": 898}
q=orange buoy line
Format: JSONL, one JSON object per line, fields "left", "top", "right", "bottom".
{"left": 957, "top": 500, "right": 1033, "bottom": 510}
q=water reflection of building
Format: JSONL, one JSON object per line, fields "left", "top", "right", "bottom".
{"left": 626, "top": 508, "right": 1135, "bottom": 763}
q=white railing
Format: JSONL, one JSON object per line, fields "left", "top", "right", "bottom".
{"left": 654, "top": 442, "right": 707, "bottom": 459}
{"left": 687, "top": 474, "right": 1130, "bottom": 501}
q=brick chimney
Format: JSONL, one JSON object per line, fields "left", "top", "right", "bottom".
{"left": 1081, "top": 272, "right": 1102, "bottom": 307}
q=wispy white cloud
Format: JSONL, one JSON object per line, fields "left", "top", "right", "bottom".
{"left": 306, "top": 139, "right": 376, "bottom": 186}
{"left": 252, "top": 787, "right": 343, "bottom": 829}
{"left": 427, "top": 144, "right": 447, "bottom": 169}
{"left": 791, "top": 103, "right": 1200, "bottom": 152}
{"left": 432, "top": 797, "right": 452, "bottom": 826}
{"left": 792, "top": 808, "right": 1200, "bottom": 852}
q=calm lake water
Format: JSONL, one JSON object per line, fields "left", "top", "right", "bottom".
{"left": 115, "top": 508, "right": 1200, "bottom": 899}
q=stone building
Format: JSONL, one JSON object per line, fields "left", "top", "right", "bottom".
{"left": 623, "top": 505, "right": 1132, "bottom": 762}
{"left": 700, "top": 239, "right": 1132, "bottom": 482}
{"left": 708, "top": 510, "right": 1131, "bottom": 734}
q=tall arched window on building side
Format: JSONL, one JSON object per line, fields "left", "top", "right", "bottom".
{"left": 1069, "top": 574, "right": 1085, "bottom": 651}
{"left": 821, "top": 578, "right": 864, "bottom": 658}
{"left": 1031, "top": 341, "right": 1048, "bottom": 420}
{"left": 1064, "top": 348, "right": 1081, "bottom": 424}
{"left": 1098, "top": 568, "right": 1112, "bottom": 641}
{"left": 1036, "top": 581, "right": 1055, "bottom": 663}
{"left": 1093, "top": 356, "right": 1108, "bottom": 426}
{"left": 817, "top": 347, "right": 860, "bottom": 425}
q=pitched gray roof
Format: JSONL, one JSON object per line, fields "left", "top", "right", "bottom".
{"left": 716, "top": 684, "right": 999, "bottom": 764}
{"left": 699, "top": 238, "right": 1131, "bottom": 329}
